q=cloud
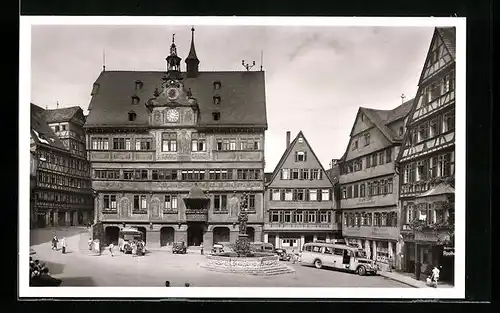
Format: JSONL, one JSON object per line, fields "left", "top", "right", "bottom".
{"left": 30, "top": 25, "right": 434, "bottom": 171}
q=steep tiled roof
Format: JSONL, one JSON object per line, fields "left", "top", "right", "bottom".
{"left": 437, "top": 27, "right": 456, "bottom": 59}
{"left": 44, "top": 106, "right": 82, "bottom": 124}
{"left": 359, "top": 97, "right": 414, "bottom": 143}
{"left": 30, "top": 103, "right": 67, "bottom": 150}
{"left": 85, "top": 71, "right": 267, "bottom": 128}
{"left": 267, "top": 131, "right": 334, "bottom": 186}
{"left": 325, "top": 167, "right": 340, "bottom": 185}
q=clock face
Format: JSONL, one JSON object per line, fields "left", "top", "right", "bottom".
{"left": 166, "top": 88, "right": 179, "bottom": 100}
{"left": 166, "top": 109, "right": 180, "bottom": 122}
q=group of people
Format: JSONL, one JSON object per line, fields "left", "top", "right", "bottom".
{"left": 127, "top": 240, "right": 146, "bottom": 256}
{"left": 165, "top": 281, "right": 190, "bottom": 287}
{"left": 29, "top": 257, "right": 62, "bottom": 286}
{"left": 426, "top": 266, "right": 441, "bottom": 288}
{"left": 51, "top": 235, "right": 67, "bottom": 254}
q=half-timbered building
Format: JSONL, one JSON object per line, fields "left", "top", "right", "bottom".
{"left": 396, "top": 27, "right": 455, "bottom": 283}
{"left": 338, "top": 98, "right": 414, "bottom": 271}
{"left": 264, "top": 131, "right": 339, "bottom": 251}
{"left": 84, "top": 29, "right": 267, "bottom": 249}
{"left": 31, "top": 103, "right": 93, "bottom": 228}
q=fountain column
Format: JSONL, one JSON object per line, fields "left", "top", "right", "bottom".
{"left": 263, "top": 233, "right": 268, "bottom": 243}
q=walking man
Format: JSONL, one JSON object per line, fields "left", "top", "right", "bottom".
{"left": 52, "top": 235, "right": 58, "bottom": 250}
{"left": 109, "top": 242, "right": 114, "bottom": 257}
{"left": 431, "top": 266, "right": 440, "bottom": 288}
{"left": 200, "top": 242, "right": 204, "bottom": 255}
{"left": 61, "top": 237, "right": 67, "bottom": 254}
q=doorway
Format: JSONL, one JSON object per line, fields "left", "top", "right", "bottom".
{"left": 213, "top": 227, "right": 230, "bottom": 244}
{"left": 160, "top": 227, "right": 175, "bottom": 246}
{"left": 246, "top": 227, "right": 255, "bottom": 242}
{"left": 187, "top": 223, "right": 204, "bottom": 246}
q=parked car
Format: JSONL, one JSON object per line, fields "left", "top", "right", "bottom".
{"left": 172, "top": 242, "right": 187, "bottom": 254}
{"left": 211, "top": 243, "right": 224, "bottom": 254}
{"left": 274, "top": 248, "right": 291, "bottom": 261}
{"left": 250, "top": 242, "right": 275, "bottom": 253}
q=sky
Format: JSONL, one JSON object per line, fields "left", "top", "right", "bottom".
{"left": 30, "top": 25, "right": 434, "bottom": 172}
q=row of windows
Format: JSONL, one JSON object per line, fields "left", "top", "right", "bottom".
{"left": 269, "top": 189, "right": 332, "bottom": 201}
{"left": 341, "top": 178, "right": 394, "bottom": 199}
{"left": 94, "top": 169, "right": 262, "bottom": 181}
{"left": 101, "top": 194, "right": 256, "bottom": 212}
{"left": 406, "top": 110, "right": 455, "bottom": 146}
{"left": 268, "top": 210, "right": 336, "bottom": 223}
{"left": 37, "top": 150, "right": 89, "bottom": 172}
{"left": 36, "top": 191, "right": 92, "bottom": 205}
{"left": 402, "top": 152, "right": 453, "bottom": 184}
{"left": 90, "top": 135, "right": 262, "bottom": 152}
{"left": 37, "top": 171, "right": 91, "bottom": 189}
{"left": 403, "top": 203, "right": 447, "bottom": 225}
{"left": 422, "top": 71, "right": 455, "bottom": 105}
{"left": 351, "top": 132, "right": 371, "bottom": 150}
{"left": 341, "top": 148, "right": 393, "bottom": 175}
{"left": 344, "top": 212, "right": 398, "bottom": 227}
{"left": 280, "top": 168, "right": 323, "bottom": 180}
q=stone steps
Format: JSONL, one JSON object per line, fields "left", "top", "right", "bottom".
{"left": 201, "top": 264, "right": 295, "bottom": 276}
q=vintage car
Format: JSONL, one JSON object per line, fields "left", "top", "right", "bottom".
{"left": 274, "top": 248, "right": 291, "bottom": 261}
{"left": 119, "top": 227, "right": 144, "bottom": 254}
{"left": 211, "top": 243, "right": 225, "bottom": 254}
{"left": 250, "top": 242, "right": 275, "bottom": 253}
{"left": 172, "top": 242, "right": 187, "bottom": 254}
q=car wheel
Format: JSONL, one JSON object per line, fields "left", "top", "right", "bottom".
{"left": 357, "top": 266, "right": 366, "bottom": 276}
{"left": 314, "top": 259, "right": 323, "bottom": 269}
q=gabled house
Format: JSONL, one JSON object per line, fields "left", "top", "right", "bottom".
{"left": 338, "top": 97, "right": 414, "bottom": 271}
{"left": 264, "top": 131, "right": 340, "bottom": 251}
{"left": 30, "top": 103, "right": 93, "bottom": 228}
{"left": 396, "top": 27, "right": 456, "bottom": 283}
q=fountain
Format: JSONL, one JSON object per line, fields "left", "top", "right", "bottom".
{"left": 202, "top": 193, "right": 295, "bottom": 276}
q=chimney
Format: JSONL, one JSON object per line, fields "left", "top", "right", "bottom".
{"left": 286, "top": 131, "right": 291, "bottom": 149}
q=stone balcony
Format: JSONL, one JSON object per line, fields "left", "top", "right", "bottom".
{"left": 89, "top": 150, "right": 155, "bottom": 162}
{"left": 342, "top": 226, "right": 399, "bottom": 240}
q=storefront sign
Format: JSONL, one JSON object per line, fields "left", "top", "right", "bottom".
{"left": 443, "top": 246, "right": 454, "bottom": 256}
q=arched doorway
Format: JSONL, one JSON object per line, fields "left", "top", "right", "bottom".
{"left": 246, "top": 227, "right": 255, "bottom": 242}
{"left": 136, "top": 226, "right": 147, "bottom": 242}
{"left": 213, "top": 227, "right": 230, "bottom": 244}
{"left": 105, "top": 226, "right": 120, "bottom": 245}
{"left": 160, "top": 227, "right": 175, "bottom": 246}
{"left": 187, "top": 223, "right": 204, "bottom": 246}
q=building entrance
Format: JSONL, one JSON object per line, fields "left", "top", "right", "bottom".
{"left": 187, "top": 223, "right": 204, "bottom": 246}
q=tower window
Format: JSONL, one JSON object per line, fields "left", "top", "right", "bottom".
{"left": 128, "top": 111, "right": 137, "bottom": 121}
{"left": 213, "top": 81, "right": 222, "bottom": 89}
{"left": 213, "top": 96, "right": 221, "bottom": 105}
{"left": 132, "top": 96, "right": 140, "bottom": 105}
{"left": 212, "top": 112, "right": 221, "bottom": 121}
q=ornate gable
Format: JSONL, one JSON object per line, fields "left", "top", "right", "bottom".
{"left": 419, "top": 28, "right": 455, "bottom": 85}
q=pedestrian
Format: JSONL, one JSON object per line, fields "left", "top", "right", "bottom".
{"left": 95, "top": 240, "right": 100, "bottom": 255}
{"left": 185, "top": 283, "right": 190, "bottom": 287}
{"left": 61, "top": 237, "right": 67, "bottom": 254}
{"left": 51, "top": 235, "right": 58, "bottom": 250}
{"left": 88, "top": 239, "right": 93, "bottom": 250}
{"left": 291, "top": 249, "right": 296, "bottom": 264}
{"left": 165, "top": 281, "right": 170, "bottom": 287}
{"left": 132, "top": 241, "right": 137, "bottom": 257}
{"left": 431, "top": 265, "right": 440, "bottom": 288}
{"left": 200, "top": 243, "right": 204, "bottom": 255}
{"left": 109, "top": 242, "right": 114, "bottom": 257}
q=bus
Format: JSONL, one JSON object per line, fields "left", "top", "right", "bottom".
{"left": 118, "top": 227, "right": 144, "bottom": 254}
{"left": 300, "top": 242, "right": 377, "bottom": 276}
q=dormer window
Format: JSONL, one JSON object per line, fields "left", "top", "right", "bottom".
{"left": 135, "top": 80, "right": 143, "bottom": 90}
{"left": 213, "top": 96, "right": 221, "bottom": 105}
{"left": 213, "top": 81, "right": 221, "bottom": 90}
{"left": 128, "top": 111, "right": 137, "bottom": 121}
{"left": 212, "top": 112, "right": 221, "bottom": 121}
{"left": 91, "top": 83, "right": 100, "bottom": 95}
{"left": 132, "top": 96, "right": 140, "bottom": 105}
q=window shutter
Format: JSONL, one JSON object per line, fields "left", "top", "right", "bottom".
{"left": 269, "top": 191, "right": 272, "bottom": 201}
{"left": 299, "top": 169, "right": 303, "bottom": 180}
{"left": 295, "top": 152, "right": 298, "bottom": 162}
{"left": 319, "top": 170, "right": 323, "bottom": 180}
{"left": 280, "top": 170, "right": 283, "bottom": 179}
{"left": 304, "top": 151, "right": 307, "bottom": 161}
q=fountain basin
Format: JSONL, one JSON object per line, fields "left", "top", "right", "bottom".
{"left": 202, "top": 254, "right": 295, "bottom": 276}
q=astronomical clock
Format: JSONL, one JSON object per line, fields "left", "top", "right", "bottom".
{"left": 146, "top": 76, "right": 198, "bottom": 127}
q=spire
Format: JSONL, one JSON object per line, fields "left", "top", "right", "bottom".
{"left": 166, "top": 32, "right": 182, "bottom": 78}
{"left": 185, "top": 27, "right": 200, "bottom": 78}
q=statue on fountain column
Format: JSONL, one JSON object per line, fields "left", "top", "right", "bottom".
{"left": 228, "top": 192, "right": 239, "bottom": 217}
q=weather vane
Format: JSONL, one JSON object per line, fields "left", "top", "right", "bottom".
{"left": 401, "top": 93, "right": 406, "bottom": 103}
{"left": 241, "top": 60, "right": 256, "bottom": 71}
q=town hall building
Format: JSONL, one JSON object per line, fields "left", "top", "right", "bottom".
{"left": 84, "top": 28, "right": 267, "bottom": 249}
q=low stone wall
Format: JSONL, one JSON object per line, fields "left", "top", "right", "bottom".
{"left": 202, "top": 255, "right": 295, "bottom": 276}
